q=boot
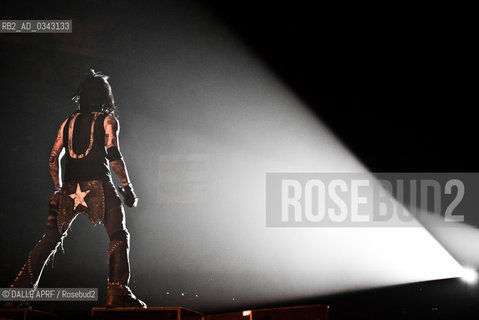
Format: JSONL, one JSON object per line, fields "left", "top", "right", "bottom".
{"left": 105, "top": 283, "right": 147, "bottom": 308}
{"left": 2, "top": 300, "right": 31, "bottom": 309}
{"left": 10, "top": 198, "right": 65, "bottom": 290}
{"left": 106, "top": 231, "right": 146, "bottom": 308}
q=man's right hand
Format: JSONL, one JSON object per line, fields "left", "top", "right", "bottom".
{"left": 118, "top": 184, "right": 138, "bottom": 208}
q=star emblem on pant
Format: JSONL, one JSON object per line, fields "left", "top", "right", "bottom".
{"left": 69, "top": 183, "right": 90, "bottom": 210}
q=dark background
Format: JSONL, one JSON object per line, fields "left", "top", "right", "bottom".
{"left": 207, "top": 1, "right": 477, "bottom": 173}
{"left": 1, "top": 1, "right": 478, "bottom": 319}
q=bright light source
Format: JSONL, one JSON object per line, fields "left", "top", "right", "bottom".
{"left": 461, "top": 267, "right": 478, "bottom": 284}
{"left": 242, "top": 310, "right": 251, "bottom": 316}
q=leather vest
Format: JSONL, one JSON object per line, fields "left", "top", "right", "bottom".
{"left": 62, "top": 111, "right": 111, "bottom": 182}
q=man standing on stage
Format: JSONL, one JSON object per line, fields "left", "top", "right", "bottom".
{"left": 5, "top": 70, "right": 146, "bottom": 308}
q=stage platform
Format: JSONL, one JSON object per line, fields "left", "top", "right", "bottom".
{"left": 206, "top": 304, "right": 329, "bottom": 320}
{"left": 1, "top": 304, "right": 328, "bottom": 320}
{"left": 91, "top": 306, "right": 204, "bottom": 320}
{"left": 0, "top": 308, "right": 56, "bottom": 320}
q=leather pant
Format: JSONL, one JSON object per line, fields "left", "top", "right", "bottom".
{"left": 10, "top": 181, "right": 131, "bottom": 289}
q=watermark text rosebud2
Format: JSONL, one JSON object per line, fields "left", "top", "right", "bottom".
{"left": 1, "top": 288, "right": 97, "bottom": 301}
{"left": 265, "top": 173, "right": 478, "bottom": 227}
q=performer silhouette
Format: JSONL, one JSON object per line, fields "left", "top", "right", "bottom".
{"left": 5, "top": 70, "right": 146, "bottom": 308}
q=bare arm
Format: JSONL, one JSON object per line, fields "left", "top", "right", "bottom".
{"left": 104, "top": 115, "right": 131, "bottom": 186}
{"left": 49, "top": 120, "right": 67, "bottom": 191}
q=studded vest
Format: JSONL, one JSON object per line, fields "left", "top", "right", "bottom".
{"left": 62, "top": 111, "right": 111, "bottom": 182}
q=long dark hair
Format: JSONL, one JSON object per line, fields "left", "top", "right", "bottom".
{"left": 72, "top": 69, "right": 118, "bottom": 117}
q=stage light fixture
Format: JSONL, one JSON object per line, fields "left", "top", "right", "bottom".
{"left": 461, "top": 267, "right": 478, "bottom": 284}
